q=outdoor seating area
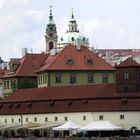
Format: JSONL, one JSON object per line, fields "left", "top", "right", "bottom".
{"left": 0, "top": 120, "right": 138, "bottom": 138}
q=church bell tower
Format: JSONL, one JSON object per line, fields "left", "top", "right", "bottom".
{"left": 45, "top": 6, "right": 58, "bottom": 53}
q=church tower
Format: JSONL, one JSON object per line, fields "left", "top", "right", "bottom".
{"left": 45, "top": 6, "right": 58, "bottom": 53}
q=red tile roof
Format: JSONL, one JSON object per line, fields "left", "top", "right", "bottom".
{"left": 39, "top": 45, "right": 114, "bottom": 72}
{"left": 0, "top": 84, "right": 140, "bottom": 115}
{"left": 3, "top": 53, "right": 49, "bottom": 78}
{"left": 0, "top": 69, "right": 8, "bottom": 76}
{"left": 116, "top": 57, "right": 140, "bottom": 68}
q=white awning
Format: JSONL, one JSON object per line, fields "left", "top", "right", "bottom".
{"left": 12, "top": 122, "right": 41, "bottom": 129}
{"left": 80, "top": 121, "right": 123, "bottom": 131}
{"left": 53, "top": 120, "right": 81, "bottom": 131}
{"left": 0, "top": 123, "right": 21, "bottom": 130}
{"left": 29, "top": 121, "right": 63, "bottom": 130}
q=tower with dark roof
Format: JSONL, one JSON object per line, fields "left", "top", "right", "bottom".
{"left": 45, "top": 6, "right": 58, "bottom": 54}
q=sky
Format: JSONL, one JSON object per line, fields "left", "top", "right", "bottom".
{"left": 0, "top": 0, "right": 140, "bottom": 61}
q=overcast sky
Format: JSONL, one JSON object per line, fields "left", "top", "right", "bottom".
{"left": 0, "top": 0, "right": 140, "bottom": 61}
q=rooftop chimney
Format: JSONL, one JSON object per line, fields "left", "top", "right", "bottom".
{"left": 22, "top": 48, "right": 28, "bottom": 57}
{"left": 76, "top": 39, "right": 81, "bottom": 51}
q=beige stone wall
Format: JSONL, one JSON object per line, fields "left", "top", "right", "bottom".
{"left": 0, "top": 111, "right": 139, "bottom": 130}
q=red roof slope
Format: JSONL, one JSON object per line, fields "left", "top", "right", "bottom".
{"left": 116, "top": 57, "right": 140, "bottom": 68}
{"left": 1, "top": 83, "right": 140, "bottom": 103}
{"left": 3, "top": 53, "right": 49, "bottom": 78}
{"left": 0, "top": 84, "right": 140, "bottom": 114}
{"left": 39, "top": 45, "right": 114, "bottom": 72}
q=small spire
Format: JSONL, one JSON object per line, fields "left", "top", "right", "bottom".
{"left": 71, "top": 7, "right": 74, "bottom": 19}
{"left": 50, "top": 5, "right": 52, "bottom": 16}
{"left": 49, "top": 5, "right": 54, "bottom": 24}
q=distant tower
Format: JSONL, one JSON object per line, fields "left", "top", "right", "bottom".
{"left": 45, "top": 6, "right": 58, "bottom": 53}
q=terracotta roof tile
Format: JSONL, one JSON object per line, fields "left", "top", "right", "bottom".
{"left": 116, "top": 57, "right": 140, "bottom": 68}
{"left": 3, "top": 53, "right": 49, "bottom": 78}
{"left": 39, "top": 45, "right": 114, "bottom": 72}
{"left": 0, "top": 84, "right": 140, "bottom": 115}
{"left": 1, "top": 84, "right": 140, "bottom": 103}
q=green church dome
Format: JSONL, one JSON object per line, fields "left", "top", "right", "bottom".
{"left": 58, "top": 9, "right": 89, "bottom": 47}
{"left": 59, "top": 31, "right": 89, "bottom": 45}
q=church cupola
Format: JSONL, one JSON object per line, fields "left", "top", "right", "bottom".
{"left": 68, "top": 8, "right": 78, "bottom": 32}
{"left": 45, "top": 5, "right": 58, "bottom": 53}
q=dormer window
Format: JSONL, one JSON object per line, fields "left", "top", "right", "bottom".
{"left": 85, "top": 56, "right": 93, "bottom": 65}
{"left": 65, "top": 56, "right": 73, "bottom": 65}
{"left": 9, "top": 103, "right": 13, "bottom": 109}
{"left": 28, "top": 102, "right": 33, "bottom": 108}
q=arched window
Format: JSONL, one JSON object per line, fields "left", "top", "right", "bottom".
{"left": 49, "top": 41, "right": 53, "bottom": 50}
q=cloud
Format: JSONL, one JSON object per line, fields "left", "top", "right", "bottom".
{"left": 0, "top": 0, "right": 48, "bottom": 61}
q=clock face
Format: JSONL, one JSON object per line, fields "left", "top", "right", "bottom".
{"left": 49, "top": 33, "right": 53, "bottom": 37}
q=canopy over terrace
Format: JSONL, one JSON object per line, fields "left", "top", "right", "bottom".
{"left": 0, "top": 123, "right": 21, "bottom": 130}
{"left": 12, "top": 122, "right": 41, "bottom": 130}
{"left": 80, "top": 121, "right": 123, "bottom": 131}
{"left": 53, "top": 120, "right": 82, "bottom": 131}
{"left": 29, "top": 121, "right": 64, "bottom": 130}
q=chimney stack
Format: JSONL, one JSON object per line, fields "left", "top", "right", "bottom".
{"left": 76, "top": 39, "right": 81, "bottom": 51}
{"left": 22, "top": 48, "right": 28, "bottom": 57}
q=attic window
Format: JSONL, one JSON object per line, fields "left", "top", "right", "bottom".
{"left": 9, "top": 103, "right": 13, "bottom": 109}
{"left": 82, "top": 99, "right": 88, "bottom": 106}
{"left": 121, "top": 98, "right": 128, "bottom": 105}
{"left": 49, "top": 101, "right": 55, "bottom": 107}
{"left": 17, "top": 103, "right": 21, "bottom": 108}
{"left": 67, "top": 100, "right": 73, "bottom": 106}
{"left": 84, "top": 56, "right": 93, "bottom": 65}
{"left": 28, "top": 102, "right": 33, "bottom": 108}
{"left": 65, "top": 56, "right": 73, "bottom": 65}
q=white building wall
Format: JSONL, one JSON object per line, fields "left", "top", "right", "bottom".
{"left": 0, "top": 111, "right": 140, "bottom": 130}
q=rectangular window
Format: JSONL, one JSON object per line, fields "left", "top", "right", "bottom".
{"left": 102, "top": 74, "right": 108, "bottom": 83}
{"left": 5, "top": 119, "right": 7, "bottom": 123}
{"left": 54, "top": 117, "right": 58, "bottom": 121}
{"left": 88, "top": 73, "right": 94, "bottom": 83}
{"left": 18, "top": 118, "right": 21, "bottom": 122}
{"left": 7, "top": 81, "right": 9, "bottom": 89}
{"left": 70, "top": 73, "right": 76, "bottom": 84}
{"left": 26, "top": 118, "right": 28, "bottom": 122}
{"left": 4, "top": 81, "right": 6, "bottom": 89}
{"left": 138, "top": 73, "right": 140, "bottom": 80}
{"left": 11, "top": 118, "right": 14, "bottom": 123}
{"left": 45, "top": 117, "right": 48, "bottom": 122}
{"left": 99, "top": 115, "right": 103, "bottom": 120}
{"left": 55, "top": 73, "right": 61, "bottom": 83}
{"left": 34, "top": 117, "right": 37, "bottom": 122}
{"left": 124, "top": 73, "right": 129, "bottom": 79}
{"left": 64, "top": 116, "right": 68, "bottom": 121}
{"left": 120, "top": 115, "right": 125, "bottom": 120}
{"left": 83, "top": 116, "right": 86, "bottom": 120}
